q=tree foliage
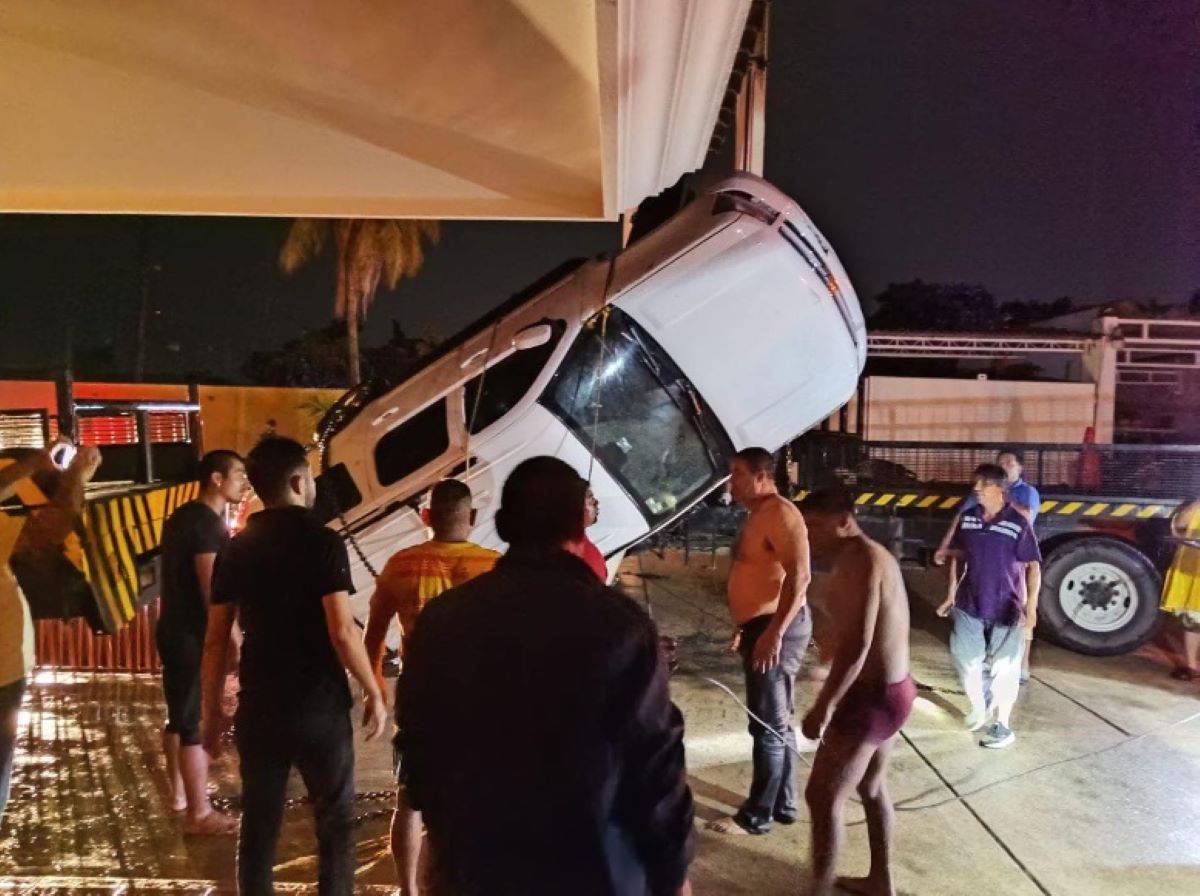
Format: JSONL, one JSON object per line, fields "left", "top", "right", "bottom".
{"left": 279, "top": 219, "right": 441, "bottom": 383}
{"left": 1000, "top": 296, "right": 1074, "bottom": 327}
{"left": 242, "top": 320, "right": 439, "bottom": 388}
{"left": 868, "top": 279, "right": 1002, "bottom": 331}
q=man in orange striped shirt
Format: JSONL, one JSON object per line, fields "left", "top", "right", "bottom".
{"left": 364, "top": 479, "right": 499, "bottom": 895}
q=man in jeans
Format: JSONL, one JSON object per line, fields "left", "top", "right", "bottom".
{"left": 938, "top": 463, "right": 1042, "bottom": 749}
{"left": 710, "top": 447, "right": 811, "bottom": 836}
{"left": 201, "top": 436, "right": 387, "bottom": 895}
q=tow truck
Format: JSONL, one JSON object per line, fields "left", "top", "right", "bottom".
{"left": 790, "top": 431, "right": 1200, "bottom": 655}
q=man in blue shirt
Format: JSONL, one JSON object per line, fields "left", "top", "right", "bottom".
{"left": 937, "top": 464, "right": 1042, "bottom": 749}
{"left": 934, "top": 449, "right": 1041, "bottom": 568}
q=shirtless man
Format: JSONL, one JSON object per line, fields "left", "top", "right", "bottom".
{"left": 710, "top": 446, "right": 812, "bottom": 835}
{"left": 799, "top": 488, "right": 914, "bottom": 896}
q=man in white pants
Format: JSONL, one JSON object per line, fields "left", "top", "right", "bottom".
{"left": 938, "top": 464, "right": 1041, "bottom": 749}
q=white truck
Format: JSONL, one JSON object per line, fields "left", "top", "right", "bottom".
{"left": 313, "top": 173, "right": 867, "bottom": 609}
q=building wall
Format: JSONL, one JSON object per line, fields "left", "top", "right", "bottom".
{"left": 858, "top": 376, "right": 1098, "bottom": 443}
{"left": 196, "top": 385, "right": 344, "bottom": 456}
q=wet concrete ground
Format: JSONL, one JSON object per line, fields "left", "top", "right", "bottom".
{"left": 2, "top": 549, "right": 1198, "bottom": 894}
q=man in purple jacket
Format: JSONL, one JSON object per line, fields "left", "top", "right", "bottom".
{"left": 938, "top": 463, "right": 1042, "bottom": 749}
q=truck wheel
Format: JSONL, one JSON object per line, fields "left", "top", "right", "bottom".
{"left": 1039, "top": 539, "right": 1161, "bottom": 656}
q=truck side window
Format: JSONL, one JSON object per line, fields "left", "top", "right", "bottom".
{"left": 463, "top": 321, "right": 564, "bottom": 435}
{"left": 374, "top": 400, "right": 450, "bottom": 486}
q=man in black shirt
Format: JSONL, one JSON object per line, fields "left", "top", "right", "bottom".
{"left": 156, "top": 448, "right": 246, "bottom": 835}
{"left": 399, "top": 457, "right": 695, "bottom": 896}
{"left": 201, "top": 436, "right": 386, "bottom": 896}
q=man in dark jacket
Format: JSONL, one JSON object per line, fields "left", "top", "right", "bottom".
{"left": 398, "top": 457, "right": 694, "bottom": 896}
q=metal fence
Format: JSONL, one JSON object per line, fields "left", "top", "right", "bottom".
{"left": 849, "top": 441, "right": 1200, "bottom": 500}
{"left": 34, "top": 601, "right": 162, "bottom": 672}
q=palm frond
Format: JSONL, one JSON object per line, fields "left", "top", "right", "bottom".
{"left": 279, "top": 219, "right": 330, "bottom": 274}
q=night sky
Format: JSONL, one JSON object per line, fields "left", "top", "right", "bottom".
{"left": 1, "top": 1, "right": 1196, "bottom": 382}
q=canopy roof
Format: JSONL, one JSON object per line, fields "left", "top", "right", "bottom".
{"left": 1, "top": 0, "right": 749, "bottom": 219}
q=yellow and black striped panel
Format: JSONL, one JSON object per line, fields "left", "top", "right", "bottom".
{"left": 79, "top": 481, "right": 200, "bottom": 633}
{"left": 793, "top": 490, "right": 1179, "bottom": 520}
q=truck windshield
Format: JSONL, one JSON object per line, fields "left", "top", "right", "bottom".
{"left": 542, "top": 308, "right": 732, "bottom": 525}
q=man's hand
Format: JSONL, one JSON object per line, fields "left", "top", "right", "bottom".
{"left": 751, "top": 628, "right": 783, "bottom": 673}
{"left": 362, "top": 689, "right": 388, "bottom": 742}
{"left": 1024, "top": 607, "right": 1038, "bottom": 635}
{"left": 936, "top": 597, "right": 955, "bottom": 618}
{"left": 932, "top": 546, "right": 949, "bottom": 566}
{"left": 676, "top": 879, "right": 694, "bottom": 896}
{"left": 202, "top": 712, "right": 228, "bottom": 759}
{"left": 70, "top": 445, "right": 103, "bottom": 482}
{"left": 801, "top": 703, "right": 830, "bottom": 742}
{"left": 728, "top": 629, "right": 741, "bottom": 653}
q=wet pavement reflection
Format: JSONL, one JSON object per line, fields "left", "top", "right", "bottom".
{"left": 0, "top": 671, "right": 398, "bottom": 894}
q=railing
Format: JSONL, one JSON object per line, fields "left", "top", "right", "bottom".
{"left": 796, "top": 437, "right": 1200, "bottom": 501}
{"left": 35, "top": 600, "right": 161, "bottom": 672}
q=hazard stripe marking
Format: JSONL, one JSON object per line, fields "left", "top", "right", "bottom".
{"left": 1057, "top": 502, "right": 1083, "bottom": 515}
{"left": 896, "top": 494, "right": 916, "bottom": 507}
{"left": 1137, "top": 505, "right": 1162, "bottom": 518}
{"left": 1111, "top": 504, "right": 1136, "bottom": 517}
{"left": 1084, "top": 503, "right": 1109, "bottom": 516}
{"left": 917, "top": 495, "right": 939, "bottom": 508}
{"left": 939, "top": 496, "right": 960, "bottom": 509}
{"left": 856, "top": 493, "right": 875, "bottom": 505}
{"left": 875, "top": 494, "right": 896, "bottom": 506}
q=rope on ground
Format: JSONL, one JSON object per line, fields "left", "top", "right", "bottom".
{"left": 694, "top": 673, "right": 1200, "bottom": 814}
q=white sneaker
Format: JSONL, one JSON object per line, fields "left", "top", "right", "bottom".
{"left": 979, "top": 722, "right": 1016, "bottom": 749}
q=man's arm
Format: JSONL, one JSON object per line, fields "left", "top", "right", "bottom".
{"left": 363, "top": 585, "right": 399, "bottom": 697}
{"left": 620, "top": 619, "right": 695, "bottom": 896}
{"left": 28, "top": 446, "right": 102, "bottom": 545}
{"left": 802, "top": 558, "right": 878, "bottom": 739}
{"left": 1023, "top": 561, "right": 1042, "bottom": 633}
{"left": 933, "top": 510, "right": 968, "bottom": 566}
{"left": 937, "top": 554, "right": 960, "bottom": 617}
{"left": 322, "top": 590, "right": 387, "bottom": 741}
{"left": 0, "top": 452, "right": 48, "bottom": 503}
{"left": 201, "top": 602, "right": 237, "bottom": 757}
{"left": 752, "top": 500, "right": 812, "bottom": 672}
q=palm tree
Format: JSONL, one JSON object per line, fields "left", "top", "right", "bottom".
{"left": 279, "top": 219, "right": 441, "bottom": 385}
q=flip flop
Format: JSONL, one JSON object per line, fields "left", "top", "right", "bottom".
{"left": 183, "top": 809, "right": 239, "bottom": 836}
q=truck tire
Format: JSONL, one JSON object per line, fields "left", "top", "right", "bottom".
{"left": 1039, "top": 538, "right": 1161, "bottom": 656}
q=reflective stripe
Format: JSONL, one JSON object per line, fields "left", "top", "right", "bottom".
{"left": 1137, "top": 505, "right": 1162, "bottom": 519}
{"left": 896, "top": 494, "right": 916, "bottom": 507}
{"left": 1056, "top": 501, "right": 1083, "bottom": 515}
{"left": 1040, "top": 500, "right": 1058, "bottom": 513}
{"left": 1111, "top": 504, "right": 1136, "bottom": 517}
{"left": 856, "top": 493, "right": 875, "bottom": 505}
{"left": 917, "top": 495, "right": 939, "bottom": 508}
{"left": 1084, "top": 503, "right": 1109, "bottom": 517}
{"left": 939, "top": 496, "right": 960, "bottom": 509}
{"left": 875, "top": 493, "right": 895, "bottom": 506}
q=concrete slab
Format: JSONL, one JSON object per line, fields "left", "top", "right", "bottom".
{"left": 2, "top": 548, "right": 1198, "bottom": 894}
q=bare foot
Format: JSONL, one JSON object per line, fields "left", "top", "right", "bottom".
{"left": 836, "top": 875, "right": 895, "bottom": 896}
{"left": 170, "top": 792, "right": 188, "bottom": 813}
{"left": 183, "top": 809, "right": 238, "bottom": 836}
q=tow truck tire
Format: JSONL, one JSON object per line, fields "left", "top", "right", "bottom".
{"left": 1039, "top": 538, "right": 1161, "bottom": 656}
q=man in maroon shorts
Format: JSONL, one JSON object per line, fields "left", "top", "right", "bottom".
{"left": 799, "top": 489, "right": 914, "bottom": 896}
